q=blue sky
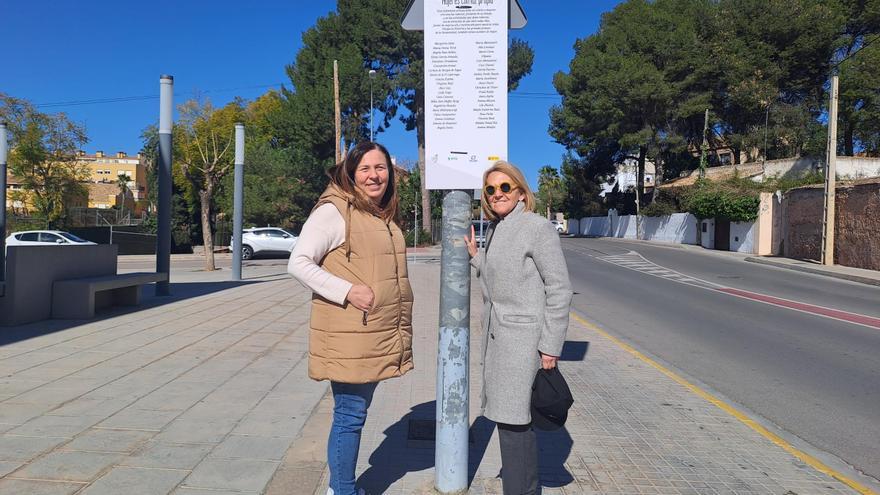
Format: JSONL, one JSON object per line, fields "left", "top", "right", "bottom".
{"left": 2, "top": 0, "right": 620, "bottom": 188}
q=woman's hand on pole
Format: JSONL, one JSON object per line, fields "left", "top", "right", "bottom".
{"left": 464, "top": 224, "right": 477, "bottom": 258}
{"left": 346, "top": 284, "right": 375, "bottom": 312}
{"left": 540, "top": 352, "right": 558, "bottom": 370}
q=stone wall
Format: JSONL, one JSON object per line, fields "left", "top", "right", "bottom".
{"left": 784, "top": 186, "right": 824, "bottom": 261}
{"left": 784, "top": 179, "right": 880, "bottom": 270}
{"left": 836, "top": 180, "right": 880, "bottom": 270}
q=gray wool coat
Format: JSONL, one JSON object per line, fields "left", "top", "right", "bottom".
{"left": 470, "top": 201, "right": 573, "bottom": 425}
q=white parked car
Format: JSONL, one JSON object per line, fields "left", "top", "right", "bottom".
{"left": 5, "top": 230, "right": 97, "bottom": 248}
{"left": 232, "top": 227, "right": 298, "bottom": 260}
{"left": 550, "top": 220, "right": 565, "bottom": 233}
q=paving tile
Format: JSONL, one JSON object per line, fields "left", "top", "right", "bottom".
{"left": 9, "top": 450, "right": 125, "bottom": 482}
{"left": 209, "top": 434, "right": 292, "bottom": 460}
{"left": 78, "top": 466, "right": 189, "bottom": 495}
{"left": 61, "top": 428, "right": 154, "bottom": 453}
{"left": 232, "top": 413, "right": 306, "bottom": 438}
{"left": 0, "top": 434, "right": 67, "bottom": 462}
{"left": 0, "top": 402, "right": 47, "bottom": 424}
{"left": 172, "top": 488, "right": 259, "bottom": 495}
{"left": 0, "top": 479, "right": 85, "bottom": 495}
{"left": 7, "top": 414, "right": 104, "bottom": 438}
{"left": 0, "top": 460, "right": 23, "bottom": 477}
{"left": 121, "top": 442, "right": 214, "bottom": 470}
{"left": 181, "top": 458, "right": 280, "bottom": 492}
{"left": 152, "top": 419, "right": 238, "bottom": 444}
{"left": 98, "top": 407, "right": 181, "bottom": 430}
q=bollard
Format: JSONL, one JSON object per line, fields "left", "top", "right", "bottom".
{"left": 435, "top": 189, "right": 471, "bottom": 494}
{"left": 156, "top": 75, "right": 173, "bottom": 296}
{"left": 0, "top": 122, "right": 8, "bottom": 295}
{"left": 231, "top": 123, "right": 244, "bottom": 281}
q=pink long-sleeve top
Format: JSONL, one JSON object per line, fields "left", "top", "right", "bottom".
{"left": 286, "top": 203, "right": 352, "bottom": 305}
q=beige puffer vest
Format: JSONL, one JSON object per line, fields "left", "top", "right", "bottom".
{"left": 308, "top": 185, "right": 414, "bottom": 383}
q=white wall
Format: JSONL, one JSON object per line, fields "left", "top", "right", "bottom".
{"left": 615, "top": 215, "right": 637, "bottom": 238}
{"left": 641, "top": 213, "right": 698, "bottom": 244}
{"left": 729, "top": 221, "right": 756, "bottom": 253}
{"left": 836, "top": 157, "right": 880, "bottom": 179}
{"left": 578, "top": 213, "right": 697, "bottom": 244}
{"left": 580, "top": 217, "right": 611, "bottom": 237}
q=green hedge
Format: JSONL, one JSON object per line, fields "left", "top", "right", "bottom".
{"left": 680, "top": 178, "right": 761, "bottom": 222}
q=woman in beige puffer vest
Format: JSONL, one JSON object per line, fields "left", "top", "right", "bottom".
{"left": 288, "top": 141, "right": 413, "bottom": 495}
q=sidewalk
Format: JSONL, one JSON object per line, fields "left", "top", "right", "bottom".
{"left": 0, "top": 261, "right": 874, "bottom": 494}
{"left": 744, "top": 256, "right": 880, "bottom": 287}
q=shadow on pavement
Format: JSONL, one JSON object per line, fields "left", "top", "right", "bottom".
{"left": 356, "top": 402, "right": 500, "bottom": 493}
{"left": 537, "top": 426, "right": 575, "bottom": 488}
{"left": 358, "top": 401, "right": 436, "bottom": 493}
{"left": 468, "top": 415, "right": 496, "bottom": 486}
{"left": 356, "top": 400, "right": 573, "bottom": 492}
{"left": 0, "top": 279, "right": 264, "bottom": 347}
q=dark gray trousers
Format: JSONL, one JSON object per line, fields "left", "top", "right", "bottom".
{"left": 498, "top": 422, "right": 538, "bottom": 495}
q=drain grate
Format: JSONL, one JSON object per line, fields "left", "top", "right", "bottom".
{"left": 407, "top": 419, "right": 476, "bottom": 444}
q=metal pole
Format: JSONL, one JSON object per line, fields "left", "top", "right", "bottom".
{"left": 156, "top": 75, "right": 173, "bottom": 295}
{"left": 0, "top": 122, "right": 8, "bottom": 295}
{"left": 435, "top": 190, "right": 470, "bottom": 494}
{"left": 232, "top": 123, "right": 245, "bottom": 281}
{"left": 822, "top": 75, "right": 839, "bottom": 266}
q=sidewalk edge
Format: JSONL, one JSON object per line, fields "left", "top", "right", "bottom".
{"left": 745, "top": 257, "right": 880, "bottom": 287}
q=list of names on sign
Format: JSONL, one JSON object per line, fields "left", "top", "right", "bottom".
{"left": 425, "top": 0, "right": 508, "bottom": 189}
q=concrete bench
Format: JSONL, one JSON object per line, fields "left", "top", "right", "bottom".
{"left": 51, "top": 272, "right": 169, "bottom": 319}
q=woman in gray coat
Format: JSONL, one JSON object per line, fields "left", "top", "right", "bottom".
{"left": 465, "top": 160, "right": 573, "bottom": 495}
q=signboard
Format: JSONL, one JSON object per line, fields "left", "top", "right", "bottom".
{"left": 424, "top": 0, "right": 508, "bottom": 189}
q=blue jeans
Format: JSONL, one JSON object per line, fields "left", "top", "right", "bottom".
{"left": 328, "top": 381, "right": 378, "bottom": 495}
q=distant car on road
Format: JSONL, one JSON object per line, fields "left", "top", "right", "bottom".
{"left": 550, "top": 220, "right": 565, "bottom": 233}
{"left": 232, "top": 227, "right": 298, "bottom": 260}
{"left": 5, "top": 230, "right": 97, "bottom": 248}
{"left": 472, "top": 220, "right": 490, "bottom": 248}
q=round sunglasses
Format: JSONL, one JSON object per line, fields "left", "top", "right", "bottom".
{"left": 484, "top": 182, "right": 516, "bottom": 196}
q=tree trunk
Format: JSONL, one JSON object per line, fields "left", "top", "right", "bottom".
{"left": 651, "top": 153, "right": 663, "bottom": 203}
{"left": 416, "top": 99, "right": 431, "bottom": 237}
{"left": 843, "top": 120, "right": 854, "bottom": 157}
{"left": 199, "top": 187, "right": 216, "bottom": 271}
{"left": 636, "top": 146, "right": 646, "bottom": 239}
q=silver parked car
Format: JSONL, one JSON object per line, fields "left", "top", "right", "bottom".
{"left": 231, "top": 227, "right": 298, "bottom": 260}
{"left": 5, "top": 230, "right": 97, "bottom": 248}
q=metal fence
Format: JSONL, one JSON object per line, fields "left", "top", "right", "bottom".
{"left": 67, "top": 207, "right": 146, "bottom": 227}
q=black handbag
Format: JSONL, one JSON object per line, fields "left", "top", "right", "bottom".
{"left": 530, "top": 366, "right": 574, "bottom": 431}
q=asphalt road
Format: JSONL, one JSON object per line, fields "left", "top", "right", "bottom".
{"left": 562, "top": 237, "right": 880, "bottom": 483}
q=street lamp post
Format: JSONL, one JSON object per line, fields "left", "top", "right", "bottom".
{"left": 369, "top": 69, "right": 376, "bottom": 141}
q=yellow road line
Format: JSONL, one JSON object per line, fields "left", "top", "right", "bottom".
{"left": 570, "top": 312, "right": 877, "bottom": 495}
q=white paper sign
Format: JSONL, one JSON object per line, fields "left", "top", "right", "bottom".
{"left": 424, "top": 0, "right": 508, "bottom": 190}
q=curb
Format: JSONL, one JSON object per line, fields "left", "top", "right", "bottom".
{"left": 745, "top": 257, "right": 880, "bottom": 287}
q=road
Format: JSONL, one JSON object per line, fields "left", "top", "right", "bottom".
{"left": 562, "top": 237, "right": 880, "bottom": 483}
